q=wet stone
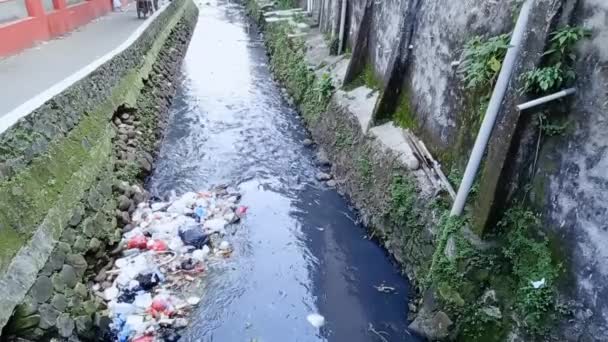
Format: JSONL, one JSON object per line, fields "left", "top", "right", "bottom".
{"left": 56, "top": 313, "right": 75, "bottom": 337}
{"left": 66, "top": 254, "right": 87, "bottom": 277}
{"left": 89, "top": 237, "right": 102, "bottom": 251}
{"left": 73, "top": 236, "right": 88, "bottom": 253}
{"left": 37, "top": 304, "right": 59, "bottom": 329}
{"left": 31, "top": 276, "right": 53, "bottom": 303}
{"left": 59, "top": 264, "right": 78, "bottom": 289}
{"left": 117, "top": 195, "right": 131, "bottom": 211}
{"left": 68, "top": 206, "right": 84, "bottom": 227}
{"left": 315, "top": 172, "right": 332, "bottom": 181}
{"left": 51, "top": 294, "right": 67, "bottom": 312}
{"left": 74, "top": 315, "right": 93, "bottom": 336}
{"left": 74, "top": 283, "right": 88, "bottom": 299}
{"left": 87, "top": 188, "right": 104, "bottom": 211}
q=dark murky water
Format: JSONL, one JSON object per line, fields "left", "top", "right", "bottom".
{"left": 147, "top": 1, "right": 421, "bottom": 341}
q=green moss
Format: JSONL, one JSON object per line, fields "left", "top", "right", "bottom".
{"left": 393, "top": 89, "right": 417, "bottom": 129}
{"left": 344, "top": 62, "right": 382, "bottom": 91}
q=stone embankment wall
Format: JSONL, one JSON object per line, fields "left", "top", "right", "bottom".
{"left": 0, "top": 0, "right": 198, "bottom": 339}
{"left": 250, "top": 0, "right": 608, "bottom": 340}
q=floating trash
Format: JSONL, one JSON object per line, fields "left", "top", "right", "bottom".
{"left": 94, "top": 188, "right": 246, "bottom": 341}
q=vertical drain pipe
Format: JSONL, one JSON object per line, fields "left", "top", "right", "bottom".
{"left": 450, "top": 0, "right": 533, "bottom": 216}
{"left": 337, "top": 0, "right": 347, "bottom": 53}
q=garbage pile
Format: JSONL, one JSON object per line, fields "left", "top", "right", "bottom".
{"left": 94, "top": 188, "right": 247, "bottom": 341}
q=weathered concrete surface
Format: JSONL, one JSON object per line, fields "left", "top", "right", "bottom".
{"left": 0, "top": 0, "right": 197, "bottom": 335}
{"left": 529, "top": 1, "right": 608, "bottom": 339}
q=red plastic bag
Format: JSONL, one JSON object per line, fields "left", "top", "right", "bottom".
{"left": 235, "top": 206, "right": 248, "bottom": 218}
{"left": 132, "top": 335, "right": 153, "bottom": 342}
{"left": 149, "top": 297, "right": 174, "bottom": 317}
{"left": 127, "top": 235, "right": 148, "bottom": 249}
{"left": 148, "top": 240, "right": 167, "bottom": 252}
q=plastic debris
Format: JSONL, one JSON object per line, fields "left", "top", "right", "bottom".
{"left": 179, "top": 225, "right": 209, "bottom": 249}
{"left": 306, "top": 313, "right": 325, "bottom": 328}
{"left": 531, "top": 278, "right": 546, "bottom": 289}
{"left": 94, "top": 188, "right": 246, "bottom": 341}
{"left": 127, "top": 235, "right": 149, "bottom": 250}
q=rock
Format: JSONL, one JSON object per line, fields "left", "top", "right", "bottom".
{"left": 120, "top": 113, "right": 130, "bottom": 120}
{"left": 56, "top": 313, "right": 75, "bottom": 337}
{"left": 444, "top": 236, "right": 457, "bottom": 261}
{"left": 303, "top": 138, "right": 313, "bottom": 147}
{"left": 66, "top": 254, "right": 87, "bottom": 277}
{"left": 326, "top": 180, "right": 337, "bottom": 187}
{"left": 74, "top": 283, "right": 88, "bottom": 299}
{"left": 137, "top": 155, "right": 152, "bottom": 173}
{"left": 73, "top": 236, "right": 88, "bottom": 253}
{"left": 113, "top": 118, "right": 122, "bottom": 125}
{"left": 51, "top": 294, "right": 67, "bottom": 312}
{"left": 87, "top": 189, "right": 103, "bottom": 211}
{"left": 37, "top": 304, "right": 59, "bottom": 329}
{"left": 127, "top": 139, "right": 137, "bottom": 147}
{"left": 120, "top": 211, "right": 131, "bottom": 225}
{"left": 315, "top": 172, "right": 332, "bottom": 181}
{"left": 59, "top": 265, "right": 78, "bottom": 289}
{"left": 94, "top": 270, "right": 107, "bottom": 283}
{"left": 132, "top": 190, "right": 146, "bottom": 204}
{"left": 408, "top": 302, "right": 418, "bottom": 313}
{"left": 82, "top": 300, "right": 99, "bottom": 315}
{"left": 68, "top": 207, "right": 84, "bottom": 227}
{"left": 122, "top": 224, "right": 135, "bottom": 233}
{"left": 315, "top": 149, "right": 332, "bottom": 167}
{"left": 31, "top": 276, "right": 53, "bottom": 303}
{"left": 89, "top": 237, "right": 101, "bottom": 251}
{"left": 117, "top": 195, "right": 131, "bottom": 211}
{"left": 127, "top": 131, "right": 136, "bottom": 139}
{"left": 481, "top": 289, "right": 497, "bottom": 305}
{"left": 74, "top": 315, "right": 93, "bottom": 336}
{"left": 60, "top": 229, "right": 76, "bottom": 245}
{"left": 101, "top": 281, "right": 112, "bottom": 290}
{"left": 408, "top": 311, "right": 453, "bottom": 340}
{"left": 481, "top": 306, "right": 502, "bottom": 319}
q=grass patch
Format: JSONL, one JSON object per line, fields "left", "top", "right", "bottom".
{"left": 344, "top": 62, "right": 382, "bottom": 91}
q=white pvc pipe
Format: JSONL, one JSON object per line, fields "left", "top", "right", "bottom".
{"left": 337, "top": 0, "right": 347, "bottom": 53}
{"left": 450, "top": 0, "right": 533, "bottom": 216}
{"left": 517, "top": 88, "right": 576, "bottom": 111}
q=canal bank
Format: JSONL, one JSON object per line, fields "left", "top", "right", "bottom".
{"left": 0, "top": 0, "right": 198, "bottom": 339}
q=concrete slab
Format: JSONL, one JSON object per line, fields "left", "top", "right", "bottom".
{"left": 334, "top": 86, "right": 378, "bottom": 133}
{"left": 0, "top": 2, "right": 167, "bottom": 119}
{"left": 369, "top": 122, "right": 420, "bottom": 170}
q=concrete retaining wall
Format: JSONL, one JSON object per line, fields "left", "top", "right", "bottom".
{"left": 0, "top": 0, "right": 198, "bottom": 338}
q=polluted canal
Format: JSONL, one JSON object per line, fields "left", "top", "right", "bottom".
{"left": 140, "top": 1, "right": 421, "bottom": 341}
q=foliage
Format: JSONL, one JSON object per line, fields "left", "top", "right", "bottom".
{"left": 388, "top": 175, "right": 418, "bottom": 227}
{"left": 357, "top": 152, "right": 372, "bottom": 185}
{"left": 544, "top": 26, "right": 591, "bottom": 63}
{"left": 521, "top": 64, "right": 568, "bottom": 93}
{"left": 499, "top": 208, "right": 559, "bottom": 334}
{"left": 536, "top": 112, "right": 569, "bottom": 137}
{"left": 334, "top": 125, "right": 352, "bottom": 149}
{"left": 266, "top": 24, "right": 334, "bottom": 122}
{"left": 521, "top": 25, "right": 590, "bottom": 95}
{"left": 459, "top": 34, "right": 511, "bottom": 90}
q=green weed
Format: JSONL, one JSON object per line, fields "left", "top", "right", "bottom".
{"left": 459, "top": 34, "right": 511, "bottom": 90}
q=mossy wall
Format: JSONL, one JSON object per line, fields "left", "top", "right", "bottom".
{"left": 0, "top": 0, "right": 198, "bottom": 337}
